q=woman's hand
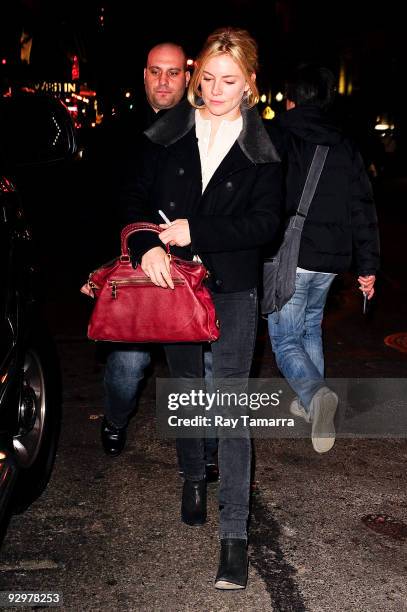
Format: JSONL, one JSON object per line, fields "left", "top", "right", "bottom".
{"left": 159, "top": 219, "right": 191, "bottom": 247}
{"left": 141, "top": 246, "right": 174, "bottom": 289}
{"left": 358, "top": 274, "right": 375, "bottom": 299}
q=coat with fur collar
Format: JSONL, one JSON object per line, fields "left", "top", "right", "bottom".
{"left": 123, "top": 100, "right": 283, "bottom": 293}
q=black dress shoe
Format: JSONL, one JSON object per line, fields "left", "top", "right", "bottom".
{"left": 215, "top": 538, "right": 248, "bottom": 590}
{"left": 181, "top": 479, "right": 207, "bottom": 526}
{"left": 205, "top": 463, "right": 219, "bottom": 483}
{"left": 101, "top": 417, "right": 127, "bottom": 456}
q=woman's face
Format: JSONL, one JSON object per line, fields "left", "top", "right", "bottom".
{"left": 200, "top": 53, "right": 252, "bottom": 120}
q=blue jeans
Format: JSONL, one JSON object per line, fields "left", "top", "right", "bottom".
{"left": 268, "top": 272, "right": 335, "bottom": 412}
{"left": 165, "top": 289, "right": 258, "bottom": 540}
{"left": 104, "top": 345, "right": 151, "bottom": 428}
{"left": 104, "top": 346, "right": 218, "bottom": 463}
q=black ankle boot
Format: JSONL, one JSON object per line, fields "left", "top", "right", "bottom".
{"left": 215, "top": 538, "right": 248, "bottom": 590}
{"left": 181, "top": 479, "right": 207, "bottom": 526}
{"left": 101, "top": 417, "right": 127, "bottom": 456}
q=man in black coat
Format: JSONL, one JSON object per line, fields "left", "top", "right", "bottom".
{"left": 267, "top": 64, "right": 379, "bottom": 453}
{"left": 101, "top": 43, "right": 192, "bottom": 455}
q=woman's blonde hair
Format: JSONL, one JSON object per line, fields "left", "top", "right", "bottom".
{"left": 187, "top": 27, "right": 260, "bottom": 109}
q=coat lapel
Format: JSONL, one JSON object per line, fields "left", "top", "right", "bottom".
{"left": 144, "top": 99, "right": 280, "bottom": 164}
{"left": 145, "top": 99, "right": 195, "bottom": 146}
{"left": 238, "top": 104, "right": 280, "bottom": 164}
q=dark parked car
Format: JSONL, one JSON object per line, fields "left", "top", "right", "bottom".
{"left": 0, "top": 93, "right": 77, "bottom": 538}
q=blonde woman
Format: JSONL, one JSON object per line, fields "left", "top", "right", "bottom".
{"left": 125, "top": 27, "right": 282, "bottom": 589}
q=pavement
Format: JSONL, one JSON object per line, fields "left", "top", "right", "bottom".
{"left": 0, "top": 173, "right": 406, "bottom": 611}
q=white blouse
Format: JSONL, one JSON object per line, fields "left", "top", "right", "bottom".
{"left": 195, "top": 109, "right": 243, "bottom": 193}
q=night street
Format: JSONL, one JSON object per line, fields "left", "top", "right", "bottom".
{"left": 1, "top": 2, "right": 406, "bottom": 610}
{"left": 0, "top": 170, "right": 406, "bottom": 611}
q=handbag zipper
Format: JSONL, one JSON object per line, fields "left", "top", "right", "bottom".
{"left": 108, "top": 278, "right": 185, "bottom": 298}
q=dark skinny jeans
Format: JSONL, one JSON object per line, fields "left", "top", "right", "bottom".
{"left": 164, "top": 288, "right": 257, "bottom": 541}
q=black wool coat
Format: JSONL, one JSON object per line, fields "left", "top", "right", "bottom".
{"left": 123, "top": 99, "right": 283, "bottom": 293}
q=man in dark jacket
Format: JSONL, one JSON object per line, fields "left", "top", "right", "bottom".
{"left": 101, "top": 43, "right": 191, "bottom": 455}
{"left": 267, "top": 64, "right": 379, "bottom": 453}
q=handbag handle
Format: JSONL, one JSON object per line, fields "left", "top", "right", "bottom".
{"left": 120, "top": 222, "right": 170, "bottom": 260}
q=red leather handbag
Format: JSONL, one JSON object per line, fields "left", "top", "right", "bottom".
{"left": 82, "top": 222, "right": 220, "bottom": 343}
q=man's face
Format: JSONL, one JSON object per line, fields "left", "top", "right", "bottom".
{"left": 144, "top": 45, "right": 190, "bottom": 112}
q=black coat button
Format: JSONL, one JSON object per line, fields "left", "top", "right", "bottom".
{"left": 215, "top": 279, "right": 223, "bottom": 286}
{"left": 169, "top": 201, "right": 176, "bottom": 209}
{"left": 225, "top": 181, "right": 233, "bottom": 190}
{"left": 177, "top": 167, "right": 185, "bottom": 176}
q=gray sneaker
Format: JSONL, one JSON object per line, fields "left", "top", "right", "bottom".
{"left": 309, "top": 387, "right": 338, "bottom": 453}
{"left": 289, "top": 397, "right": 311, "bottom": 423}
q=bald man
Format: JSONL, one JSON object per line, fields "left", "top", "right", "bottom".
{"left": 144, "top": 43, "right": 190, "bottom": 112}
